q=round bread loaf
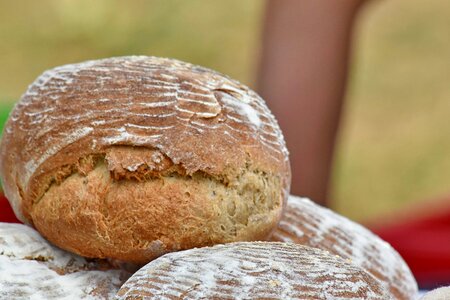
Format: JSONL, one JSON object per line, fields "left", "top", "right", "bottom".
{"left": 0, "top": 56, "right": 290, "bottom": 263}
{"left": 116, "top": 242, "right": 391, "bottom": 299}
{"left": 0, "top": 222, "right": 130, "bottom": 299}
{"left": 270, "top": 196, "right": 418, "bottom": 300}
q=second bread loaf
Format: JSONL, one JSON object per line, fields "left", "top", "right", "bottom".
{"left": 271, "top": 196, "right": 418, "bottom": 300}
{"left": 0, "top": 56, "right": 290, "bottom": 263}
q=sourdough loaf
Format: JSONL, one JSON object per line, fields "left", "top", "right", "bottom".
{"left": 0, "top": 56, "right": 290, "bottom": 263}
{"left": 116, "top": 242, "right": 391, "bottom": 299}
{"left": 0, "top": 222, "right": 130, "bottom": 299}
{"left": 270, "top": 196, "right": 418, "bottom": 300}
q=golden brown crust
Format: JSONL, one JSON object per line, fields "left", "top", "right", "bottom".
{"left": 0, "top": 56, "right": 290, "bottom": 262}
{"left": 32, "top": 160, "right": 282, "bottom": 263}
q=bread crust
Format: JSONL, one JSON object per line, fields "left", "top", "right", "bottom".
{"left": 0, "top": 56, "right": 290, "bottom": 262}
{"left": 0, "top": 222, "right": 130, "bottom": 299}
{"left": 116, "top": 242, "right": 391, "bottom": 299}
{"left": 271, "top": 196, "right": 418, "bottom": 300}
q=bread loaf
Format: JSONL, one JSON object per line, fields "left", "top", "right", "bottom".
{"left": 270, "top": 196, "right": 418, "bottom": 300}
{"left": 0, "top": 222, "right": 130, "bottom": 299}
{"left": 420, "top": 287, "right": 450, "bottom": 300}
{"left": 116, "top": 242, "right": 391, "bottom": 299}
{"left": 0, "top": 56, "right": 290, "bottom": 263}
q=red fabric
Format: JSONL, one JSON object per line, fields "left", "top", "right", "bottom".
{"left": 371, "top": 205, "right": 450, "bottom": 289}
{"left": 0, "top": 193, "right": 21, "bottom": 223}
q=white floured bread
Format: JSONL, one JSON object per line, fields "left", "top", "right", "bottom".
{"left": 0, "top": 56, "right": 290, "bottom": 263}
{"left": 270, "top": 196, "right": 418, "bottom": 300}
{"left": 116, "top": 242, "right": 391, "bottom": 299}
{"left": 0, "top": 222, "right": 130, "bottom": 299}
{"left": 421, "top": 287, "right": 450, "bottom": 300}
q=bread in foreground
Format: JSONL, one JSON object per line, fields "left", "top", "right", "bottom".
{"left": 0, "top": 56, "right": 290, "bottom": 263}
{"left": 420, "top": 287, "right": 450, "bottom": 300}
{"left": 0, "top": 222, "right": 130, "bottom": 300}
{"left": 270, "top": 196, "right": 418, "bottom": 300}
{"left": 116, "top": 241, "right": 391, "bottom": 299}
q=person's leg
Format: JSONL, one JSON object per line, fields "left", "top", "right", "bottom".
{"left": 257, "top": 0, "right": 366, "bottom": 206}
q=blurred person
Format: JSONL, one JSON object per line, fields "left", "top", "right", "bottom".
{"left": 257, "top": 0, "right": 366, "bottom": 207}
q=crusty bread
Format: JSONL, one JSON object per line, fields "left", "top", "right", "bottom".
{"left": 0, "top": 222, "right": 130, "bottom": 299}
{"left": 420, "top": 287, "right": 450, "bottom": 300}
{"left": 270, "top": 196, "right": 418, "bottom": 300}
{"left": 0, "top": 56, "right": 290, "bottom": 263}
{"left": 116, "top": 242, "right": 391, "bottom": 299}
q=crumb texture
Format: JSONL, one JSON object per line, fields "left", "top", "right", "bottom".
{"left": 116, "top": 242, "right": 390, "bottom": 299}
{"left": 271, "top": 196, "right": 418, "bottom": 300}
{"left": 0, "top": 222, "right": 130, "bottom": 299}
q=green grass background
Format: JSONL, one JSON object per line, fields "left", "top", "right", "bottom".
{"left": 1, "top": 0, "right": 449, "bottom": 222}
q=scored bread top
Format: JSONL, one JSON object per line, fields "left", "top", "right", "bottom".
{"left": 271, "top": 196, "right": 418, "bottom": 300}
{"left": 0, "top": 56, "right": 290, "bottom": 223}
{"left": 0, "top": 222, "right": 130, "bottom": 299}
{"left": 116, "top": 242, "right": 390, "bottom": 299}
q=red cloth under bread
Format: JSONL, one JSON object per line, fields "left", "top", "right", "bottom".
{"left": 0, "top": 193, "right": 21, "bottom": 223}
{"left": 371, "top": 204, "right": 450, "bottom": 289}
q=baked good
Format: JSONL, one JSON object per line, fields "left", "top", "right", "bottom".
{"left": 270, "top": 196, "right": 418, "bottom": 300}
{"left": 116, "top": 241, "right": 391, "bottom": 299}
{"left": 0, "top": 56, "right": 290, "bottom": 263}
{"left": 0, "top": 222, "right": 130, "bottom": 299}
{"left": 421, "top": 287, "right": 450, "bottom": 300}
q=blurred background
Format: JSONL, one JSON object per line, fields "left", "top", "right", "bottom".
{"left": 0, "top": 0, "right": 449, "bottom": 223}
